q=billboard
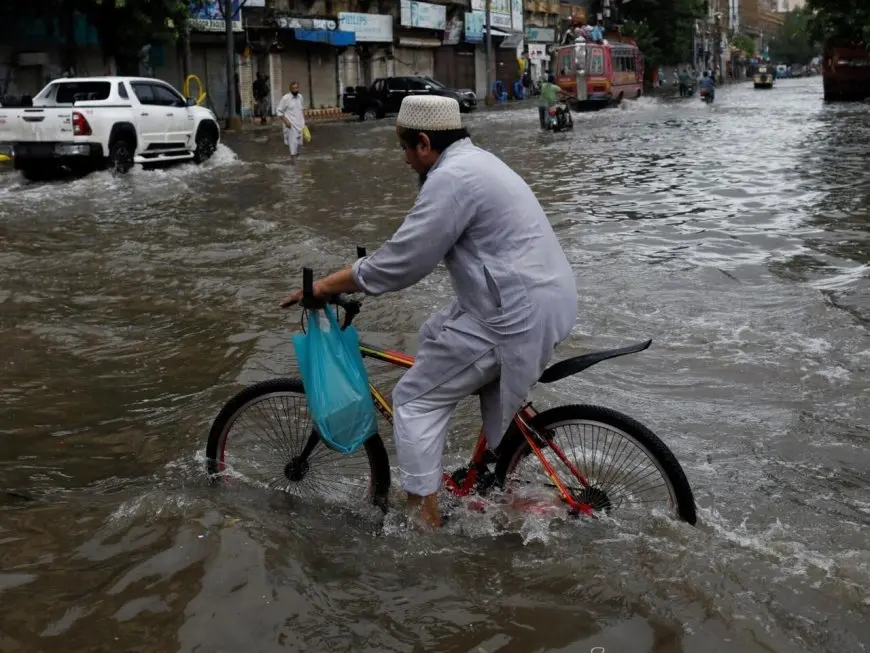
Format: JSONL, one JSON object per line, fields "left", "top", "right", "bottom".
{"left": 400, "top": 0, "right": 447, "bottom": 30}
{"left": 189, "top": 0, "right": 243, "bottom": 33}
{"left": 338, "top": 12, "right": 394, "bottom": 42}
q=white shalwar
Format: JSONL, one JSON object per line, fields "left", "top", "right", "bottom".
{"left": 351, "top": 139, "right": 578, "bottom": 496}
{"left": 276, "top": 92, "right": 306, "bottom": 156}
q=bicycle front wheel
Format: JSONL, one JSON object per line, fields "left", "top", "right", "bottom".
{"left": 205, "top": 378, "right": 391, "bottom": 512}
{"left": 494, "top": 405, "right": 697, "bottom": 525}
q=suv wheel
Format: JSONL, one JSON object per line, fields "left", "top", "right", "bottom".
{"left": 362, "top": 107, "right": 379, "bottom": 121}
{"left": 193, "top": 124, "right": 218, "bottom": 164}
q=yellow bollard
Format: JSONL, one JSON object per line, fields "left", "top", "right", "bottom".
{"left": 183, "top": 74, "right": 207, "bottom": 105}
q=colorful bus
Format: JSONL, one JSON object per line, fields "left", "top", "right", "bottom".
{"left": 554, "top": 38, "right": 644, "bottom": 110}
{"left": 823, "top": 46, "right": 870, "bottom": 102}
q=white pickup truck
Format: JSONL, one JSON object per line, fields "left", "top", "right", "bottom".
{"left": 0, "top": 76, "right": 220, "bottom": 181}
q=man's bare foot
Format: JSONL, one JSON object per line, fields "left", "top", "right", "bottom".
{"left": 407, "top": 492, "right": 441, "bottom": 528}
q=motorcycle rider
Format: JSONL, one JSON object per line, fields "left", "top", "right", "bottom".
{"left": 538, "top": 74, "right": 568, "bottom": 129}
{"left": 538, "top": 74, "right": 563, "bottom": 129}
{"left": 699, "top": 71, "right": 715, "bottom": 102}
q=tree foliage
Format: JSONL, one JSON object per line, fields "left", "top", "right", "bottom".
{"left": 617, "top": 0, "right": 705, "bottom": 69}
{"left": 731, "top": 33, "right": 755, "bottom": 57}
{"left": 1, "top": 1, "right": 206, "bottom": 72}
{"left": 807, "top": 0, "right": 870, "bottom": 48}
{"left": 769, "top": 7, "right": 819, "bottom": 64}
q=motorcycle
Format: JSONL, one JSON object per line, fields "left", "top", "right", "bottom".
{"left": 700, "top": 87, "right": 714, "bottom": 104}
{"left": 546, "top": 102, "right": 574, "bottom": 132}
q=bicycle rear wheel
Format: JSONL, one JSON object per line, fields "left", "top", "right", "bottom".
{"left": 494, "top": 405, "right": 697, "bottom": 524}
{"left": 205, "top": 378, "right": 391, "bottom": 512}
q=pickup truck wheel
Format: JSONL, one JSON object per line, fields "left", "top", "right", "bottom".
{"left": 109, "top": 139, "right": 134, "bottom": 175}
{"left": 362, "top": 107, "right": 379, "bottom": 121}
{"left": 194, "top": 125, "right": 218, "bottom": 164}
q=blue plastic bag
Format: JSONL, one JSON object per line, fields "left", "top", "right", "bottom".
{"left": 292, "top": 305, "right": 377, "bottom": 454}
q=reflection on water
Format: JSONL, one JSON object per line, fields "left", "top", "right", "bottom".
{"left": 1, "top": 78, "right": 869, "bottom": 652}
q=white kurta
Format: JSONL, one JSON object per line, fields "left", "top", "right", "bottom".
{"left": 276, "top": 92, "right": 306, "bottom": 155}
{"left": 352, "top": 139, "right": 577, "bottom": 467}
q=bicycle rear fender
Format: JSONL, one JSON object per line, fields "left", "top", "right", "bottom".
{"left": 538, "top": 339, "right": 652, "bottom": 384}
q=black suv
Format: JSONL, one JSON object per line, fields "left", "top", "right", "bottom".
{"left": 343, "top": 76, "right": 477, "bottom": 121}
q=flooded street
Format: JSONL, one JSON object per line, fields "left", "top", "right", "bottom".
{"left": 2, "top": 77, "right": 869, "bottom": 652}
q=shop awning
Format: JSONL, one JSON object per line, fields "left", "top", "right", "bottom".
{"left": 499, "top": 31, "right": 524, "bottom": 49}
{"left": 294, "top": 28, "right": 355, "bottom": 46}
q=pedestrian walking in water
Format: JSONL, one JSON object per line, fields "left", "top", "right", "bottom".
{"left": 678, "top": 68, "right": 691, "bottom": 97}
{"left": 276, "top": 81, "right": 306, "bottom": 161}
{"left": 253, "top": 73, "right": 269, "bottom": 125}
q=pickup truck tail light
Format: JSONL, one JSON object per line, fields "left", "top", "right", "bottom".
{"left": 72, "top": 111, "right": 92, "bottom": 136}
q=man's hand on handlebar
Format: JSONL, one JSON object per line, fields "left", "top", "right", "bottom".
{"left": 279, "top": 280, "right": 327, "bottom": 308}
{"left": 279, "top": 265, "right": 360, "bottom": 309}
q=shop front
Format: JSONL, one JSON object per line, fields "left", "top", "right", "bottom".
{"left": 466, "top": 0, "right": 525, "bottom": 98}
{"left": 526, "top": 26, "right": 555, "bottom": 82}
{"left": 274, "top": 16, "right": 355, "bottom": 110}
{"left": 338, "top": 12, "right": 394, "bottom": 90}
{"left": 393, "top": 0, "right": 447, "bottom": 78}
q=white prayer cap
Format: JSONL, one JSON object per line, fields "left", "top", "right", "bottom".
{"left": 396, "top": 95, "right": 462, "bottom": 131}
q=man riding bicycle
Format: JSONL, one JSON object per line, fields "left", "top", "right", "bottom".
{"left": 281, "top": 96, "right": 577, "bottom": 527}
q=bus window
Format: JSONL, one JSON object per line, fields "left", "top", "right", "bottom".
{"left": 590, "top": 48, "right": 604, "bottom": 75}
{"left": 561, "top": 53, "right": 572, "bottom": 75}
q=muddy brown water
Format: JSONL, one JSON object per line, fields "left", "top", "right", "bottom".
{"left": 1, "top": 78, "right": 869, "bottom": 653}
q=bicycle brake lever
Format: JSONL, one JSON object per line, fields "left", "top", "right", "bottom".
{"left": 338, "top": 298, "right": 361, "bottom": 330}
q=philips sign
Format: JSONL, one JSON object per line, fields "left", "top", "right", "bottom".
{"left": 338, "top": 13, "right": 394, "bottom": 43}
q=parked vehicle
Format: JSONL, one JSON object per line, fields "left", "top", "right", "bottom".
{"left": 0, "top": 76, "right": 220, "bottom": 181}
{"left": 554, "top": 38, "right": 644, "bottom": 111}
{"left": 823, "top": 46, "right": 870, "bottom": 102}
{"left": 754, "top": 65, "right": 775, "bottom": 89}
{"left": 348, "top": 76, "right": 477, "bottom": 121}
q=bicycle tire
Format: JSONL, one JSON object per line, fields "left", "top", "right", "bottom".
{"left": 494, "top": 404, "right": 697, "bottom": 525}
{"left": 205, "top": 377, "right": 391, "bottom": 512}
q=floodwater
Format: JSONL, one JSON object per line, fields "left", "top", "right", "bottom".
{"left": 1, "top": 77, "right": 869, "bottom": 652}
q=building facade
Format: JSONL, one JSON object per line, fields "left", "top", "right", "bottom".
{"left": 1, "top": 0, "right": 607, "bottom": 115}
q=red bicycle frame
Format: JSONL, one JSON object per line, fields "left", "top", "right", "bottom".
{"left": 359, "top": 341, "right": 594, "bottom": 515}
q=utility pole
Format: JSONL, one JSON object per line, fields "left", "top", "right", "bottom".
{"left": 485, "top": 0, "right": 493, "bottom": 105}
{"left": 225, "top": 0, "right": 236, "bottom": 130}
{"left": 716, "top": 0, "right": 725, "bottom": 84}
{"left": 183, "top": 20, "right": 193, "bottom": 82}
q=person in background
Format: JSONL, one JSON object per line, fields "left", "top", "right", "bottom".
{"left": 276, "top": 81, "right": 306, "bottom": 161}
{"left": 253, "top": 73, "right": 269, "bottom": 125}
{"left": 537, "top": 74, "right": 562, "bottom": 129}
{"left": 678, "top": 67, "right": 691, "bottom": 97}
{"left": 234, "top": 72, "right": 242, "bottom": 117}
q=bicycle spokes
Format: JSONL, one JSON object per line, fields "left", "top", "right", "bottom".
{"left": 513, "top": 413, "right": 593, "bottom": 515}
{"left": 509, "top": 413, "right": 678, "bottom": 519}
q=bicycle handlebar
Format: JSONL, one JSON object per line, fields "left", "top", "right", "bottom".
{"left": 286, "top": 246, "right": 367, "bottom": 330}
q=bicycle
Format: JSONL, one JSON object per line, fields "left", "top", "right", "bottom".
{"left": 205, "top": 249, "right": 698, "bottom": 525}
